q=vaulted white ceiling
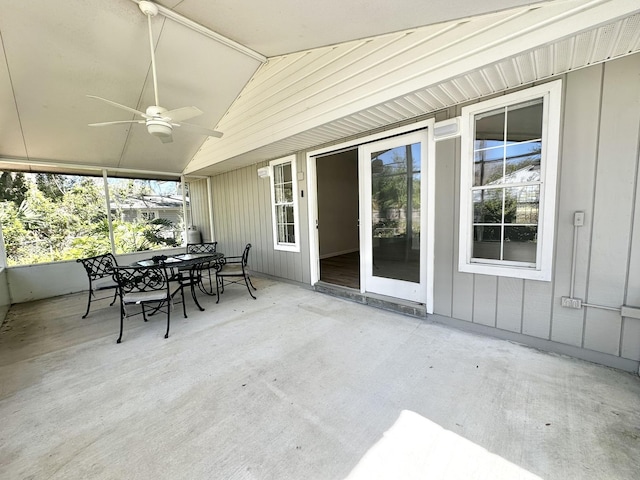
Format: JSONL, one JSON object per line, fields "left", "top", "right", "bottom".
{"left": 0, "top": 0, "right": 638, "bottom": 178}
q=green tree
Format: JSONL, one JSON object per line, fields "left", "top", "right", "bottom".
{"left": 35, "top": 173, "right": 74, "bottom": 201}
{"left": 0, "top": 172, "right": 28, "bottom": 206}
{"left": 0, "top": 201, "right": 29, "bottom": 262}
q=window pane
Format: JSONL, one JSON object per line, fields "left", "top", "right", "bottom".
{"left": 503, "top": 226, "right": 537, "bottom": 263}
{"left": 286, "top": 224, "right": 295, "bottom": 243}
{"left": 473, "top": 188, "right": 503, "bottom": 224}
{"left": 283, "top": 183, "right": 293, "bottom": 203}
{"left": 506, "top": 100, "right": 543, "bottom": 143}
{"left": 0, "top": 172, "right": 110, "bottom": 265}
{"left": 275, "top": 185, "right": 284, "bottom": 203}
{"left": 505, "top": 186, "right": 539, "bottom": 224}
{"left": 277, "top": 224, "right": 286, "bottom": 243}
{"left": 273, "top": 165, "right": 281, "bottom": 184}
{"left": 276, "top": 205, "right": 294, "bottom": 223}
{"left": 275, "top": 183, "right": 294, "bottom": 204}
{"left": 282, "top": 163, "right": 292, "bottom": 182}
{"left": 276, "top": 222, "right": 295, "bottom": 244}
{"left": 474, "top": 108, "right": 505, "bottom": 150}
{"left": 108, "top": 178, "right": 184, "bottom": 254}
{"left": 505, "top": 142, "right": 541, "bottom": 178}
{"left": 474, "top": 147, "right": 505, "bottom": 186}
{"left": 472, "top": 225, "right": 501, "bottom": 260}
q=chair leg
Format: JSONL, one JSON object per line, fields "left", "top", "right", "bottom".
{"left": 244, "top": 276, "right": 257, "bottom": 300}
{"left": 117, "top": 303, "right": 125, "bottom": 343}
{"left": 164, "top": 300, "right": 171, "bottom": 339}
{"left": 109, "top": 288, "right": 118, "bottom": 306}
{"left": 247, "top": 275, "right": 257, "bottom": 291}
{"left": 181, "top": 286, "right": 188, "bottom": 318}
{"left": 208, "top": 269, "right": 214, "bottom": 294}
{"left": 82, "top": 289, "right": 93, "bottom": 319}
{"left": 216, "top": 275, "right": 222, "bottom": 303}
{"left": 190, "top": 280, "right": 205, "bottom": 311}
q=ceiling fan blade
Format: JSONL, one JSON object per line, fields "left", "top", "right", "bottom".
{"left": 163, "top": 106, "right": 203, "bottom": 123}
{"left": 88, "top": 120, "right": 145, "bottom": 127}
{"left": 87, "top": 95, "right": 148, "bottom": 118}
{"left": 176, "top": 122, "right": 224, "bottom": 138}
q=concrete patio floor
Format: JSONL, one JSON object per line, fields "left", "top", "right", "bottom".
{"left": 1, "top": 276, "right": 639, "bottom": 479}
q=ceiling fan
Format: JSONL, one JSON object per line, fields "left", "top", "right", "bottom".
{"left": 87, "top": 1, "right": 223, "bottom": 143}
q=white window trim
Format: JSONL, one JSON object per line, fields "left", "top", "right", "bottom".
{"left": 269, "top": 155, "right": 300, "bottom": 253}
{"left": 458, "top": 80, "right": 562, "bottom": 281}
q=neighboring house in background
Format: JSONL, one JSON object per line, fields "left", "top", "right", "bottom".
{"left": 112, "top": 194, "right": 185, "bottom": 225}
{"left": 112, "top": 195, "right": 186, "bottom": 242}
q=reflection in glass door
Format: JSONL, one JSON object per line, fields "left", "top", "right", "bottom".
{"left": 360, "top": 130, "right": 431, "bottom": 305}
{"left": 371, "top": 143, "right": 421, "bottom": 283}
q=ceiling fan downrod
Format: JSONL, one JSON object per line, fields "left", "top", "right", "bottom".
{"left": 139, "top": 1, "right": 160, "bottom": 107}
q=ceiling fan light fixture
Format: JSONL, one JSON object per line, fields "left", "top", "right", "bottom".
{"left": 146, "top": 119, "right": 172, "bottom": 138}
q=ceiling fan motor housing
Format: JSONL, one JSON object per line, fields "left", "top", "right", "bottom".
{"left": 146, "top": 119, "right": 172, "bottom": 138}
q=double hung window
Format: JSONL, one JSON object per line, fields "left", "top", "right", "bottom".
{"left": 269, "top": 156, "right": 300, "bottom": 252}
{"left": 458, "top": 81, "right": 561, "bottom": 280}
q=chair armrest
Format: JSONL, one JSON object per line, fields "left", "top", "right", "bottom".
{"left": 224, "top": 255, "right": 243, "bottom": 263}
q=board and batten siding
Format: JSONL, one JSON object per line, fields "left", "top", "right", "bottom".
{"left": 209, "top": 155, "right": 311, "bottom": 284}
{"left": 434, "top": 54, "right": 640, "bottom": 365}
{"left": 188, "top": 179, "right": 212, "bottom": 242}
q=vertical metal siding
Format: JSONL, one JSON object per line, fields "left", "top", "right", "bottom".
{"left": 210, "top": 158, "right": 310, "bottom": 284}
{"left": 434, "top": 54, "right": 640, "bottom": 362}
{"left": 432, "top": 138, "right": 455, "bottom": 317}
{"left": 583, "top": 55, "right": 639, "bottom": 356}
{"left": 550, "top": 65, "right": 601, "bottom": 347}
{"left": 188, "top": 179, "right": 211, "bottom": 242}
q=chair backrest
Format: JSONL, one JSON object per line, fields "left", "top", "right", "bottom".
{"left": 77, "top": 253, "right": 118, "bottom": 280}
{"left": 113, "top": 265, "right": 170, "bottom": 295}
{"left": 241, "top": 243, "right": 252, "bottom": 267}
{"left": 187, "top": 242, "right": 218, "bottom": 254}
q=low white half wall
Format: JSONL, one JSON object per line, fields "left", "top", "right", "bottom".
{"left": 6, "top": 248, "right": 184, "bottom": 304}
{"left": 0, "top": 268, "right": 10, "bottom": 322}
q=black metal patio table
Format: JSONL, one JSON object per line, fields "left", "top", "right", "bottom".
{"left": 134, "top": 252, "right": 224, "bottom": 315}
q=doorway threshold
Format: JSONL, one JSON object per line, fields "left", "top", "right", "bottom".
{"left": 314, "top": 281, "right": 427, "bottom": 319}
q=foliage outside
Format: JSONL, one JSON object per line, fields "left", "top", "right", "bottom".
{"left": 0, "top": 173, "right": 184, "bottom": 266}
{"left": 371, "top": 147, "right": 421, "bottom": 239}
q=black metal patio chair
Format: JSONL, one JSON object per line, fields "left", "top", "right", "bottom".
{"left": 215, "top": 243, "right": 257, "bottom": 303}
{"left": 76, "top": 253, "right": 119, "bottom": 318}
{"left": 113, "top": 264, "right": 172, "bottom": 343}
{"left": 186, "top": 242, "right": 218, "bottom": 254}
{"left": 185, "top": 242, "right": 218, "bottom": 294}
